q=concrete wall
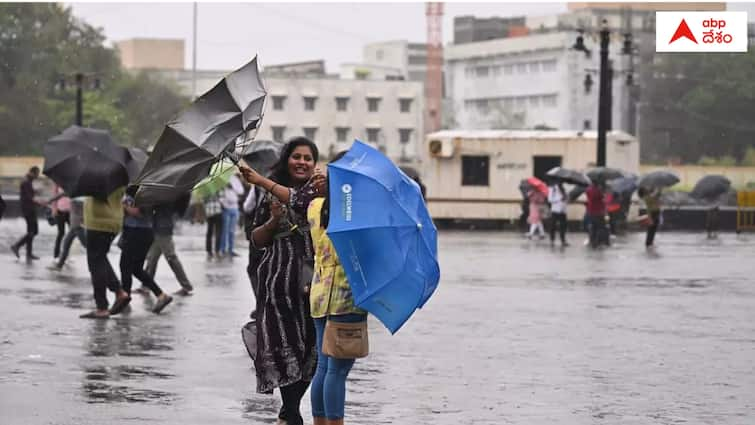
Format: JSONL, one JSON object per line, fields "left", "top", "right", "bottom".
{"left": 115, "top": 39, "right": 184, "bottom": 70}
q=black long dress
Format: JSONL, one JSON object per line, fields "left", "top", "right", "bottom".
{"left": 251, "top": 183, "right": 317, "bottom": 394}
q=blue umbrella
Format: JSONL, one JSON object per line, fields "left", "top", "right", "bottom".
{"left": 327, "top": 140, "right": 440, "bottom": 334}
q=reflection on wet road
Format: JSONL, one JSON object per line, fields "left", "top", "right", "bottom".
{"left": 1, "top": 219, "right": 754, "bottom": 424}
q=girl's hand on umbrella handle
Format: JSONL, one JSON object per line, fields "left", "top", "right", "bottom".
{"left": 311, "top": 173, "right": 326, "bottom": 195}
{"left": 239, "top": 166, "right": 261, "bottom": 185}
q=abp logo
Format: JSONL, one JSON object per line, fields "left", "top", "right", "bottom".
{"left": 656, "top": 11, "right": 747, "bottom": 52}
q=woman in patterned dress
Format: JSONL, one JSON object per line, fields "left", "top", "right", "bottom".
{"left": 241, "top": 137, "right": 324, "bottom": 425}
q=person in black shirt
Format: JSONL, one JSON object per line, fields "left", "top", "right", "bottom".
{"left": 11, "top": 166, "right": 43, "bottom": 260}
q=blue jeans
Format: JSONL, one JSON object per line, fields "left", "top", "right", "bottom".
{"left": 310, "top": 314, "right": 365, "bottom": 420}
{"left": 220, "top": 208, "right": 239, "bottom": 254}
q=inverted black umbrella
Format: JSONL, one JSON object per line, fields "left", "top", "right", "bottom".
{"left": 242, "top": 139, "right": 283, "bottom": 175}
{"left": 690, "top": 175, "right": 731, "bottom": 200}
{"left": 126, "top": 147, "right": 149, "bottom": 183}
{"left": 639, "top": 170, "right": 680, "bottom": 190}
{"left": 546, "top": 166, "right": 591, "bottom": 186}
{"left": 568, "top": 186, "right": 586, "bottom": 202}
{"left": 43, "top": 126, "right": 130, "bottom": 199}
{"left": 134, "top": 56, "right": 267, "bottom": 205}
{"left": 586, "top": 167, "right": 624, "bottom": 183}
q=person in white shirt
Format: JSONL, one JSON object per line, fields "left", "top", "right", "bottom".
{"left": 219, "top": 173, "right": 245, "bottom": 257}
{"left": 547, "top": 182, "right": 570, "bottom": 246}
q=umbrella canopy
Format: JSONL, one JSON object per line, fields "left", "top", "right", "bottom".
{"left": 546, "top": 167, "right": 591, "bottom": 186}
{"left": 586, "top": 167, "right": 624, "bottom": 183}
{"left": 126, "top": 147, "right": 149, "bottom": 183}
{"left": 690, "top": 175, "right": 731, "bottom": 200}
{"left": 608, "top": 175, "right": 638, "bottom": 195}
{"left": 242, "top": 139, "right": 283, "bottom": 175}
{"left": 639, "top": 170, "right": 680, "bottom": 190}
{"left": 192, "top": 160, "right": 237, "bottom": 200}
{"left": 134, "top": 56, "right": 267, "bottom": 205}
{"left": 568, "top": 186, "right": 586, "bottom": 202}
{"left": 526, "top": 176, "right": 548, "bottom": 195}
{"left": 43, "top": 126, "right": 130, "bottom": 199}
{"left": 327, "top": 140, "right": 440, "bottom": 334}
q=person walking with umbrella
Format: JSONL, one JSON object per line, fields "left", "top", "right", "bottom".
{"left": 203, "top": 193, "right": 223, "bottom": 259}
{"left": 240, "top": 137, "right": 322, "bottom": 425}
{"left": 50, "top": 184, "right": 71, "bottom": 259}
{"left": 79, "top": 187, "right": 131, "bottom": 319}
{"left": 547, "top": 180, "right": 569, "bottom": 246}
{"left": 141, "top": 194, "right": 194, "bottom": 296}
{"left": 639, "top": 186, "right": 662, "bottom": 248}
{"left": 11, "top": 166, "right": 45, "bottom": 261}
{"left": 306, "top": 152, "right": 368, "bottom": 425}
{"left": 526, "top": 178, "right": 548, "bottom": 240}
{"left": 119, "top": 187, "right": 173, "bottom": 314}
{"left": 585, "top": 180, "right": 608, "bottom": 248}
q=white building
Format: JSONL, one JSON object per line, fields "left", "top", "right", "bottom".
{"left": 256, "top": 77, "right": 424, "bottom": 163}
{"left": 363, "top": 40, "right": 428, "bottom": 82}
{"left": 444, "top": 31, "right": 631, "bottom": 133}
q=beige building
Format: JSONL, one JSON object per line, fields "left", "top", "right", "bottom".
{"left": 115, "top": 38, "right": 185, "bottom": 70}
{"left": 421, "top": 130, "right": 639, "bottom": 221}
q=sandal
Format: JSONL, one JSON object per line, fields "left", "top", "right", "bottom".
{"left": 109, "top": 296, "right": 132, "bottom": 315}
{"left": 79, "top": 310, "right": 110, "bottom": 319}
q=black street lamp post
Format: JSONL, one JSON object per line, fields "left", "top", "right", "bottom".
{"left": 56, "top": 73, "right": 100, "bottom": 127}
{"left": 573, "top": 20, "right": 635, "bottom": 168}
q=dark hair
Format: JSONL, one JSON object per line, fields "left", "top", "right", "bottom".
{"left": 268, "top": 137, "right": 319, "bottom": 187}
{"left": 320, "top": 151, "right": 348, "bottom": 229}
{"left": 29, "top": 166, "right": 40, "bottom": 175}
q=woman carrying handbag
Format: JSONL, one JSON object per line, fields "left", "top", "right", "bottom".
{"left": 307, "top": 152, "right": 368, "bottom": 425}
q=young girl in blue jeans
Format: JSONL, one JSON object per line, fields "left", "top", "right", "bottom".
{"left": 307, "top": 153, "right": 367, "bottom": 425}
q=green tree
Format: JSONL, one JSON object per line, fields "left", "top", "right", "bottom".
{"left": 0, "top": 3, "right": 187, "bottom": 154}
{"left": 643, "top": 50, "right": 755, "bottom": 164}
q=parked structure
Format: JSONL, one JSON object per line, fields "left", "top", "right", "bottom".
{"left": 421, "top": 130, "right": 639, "bottom": 222}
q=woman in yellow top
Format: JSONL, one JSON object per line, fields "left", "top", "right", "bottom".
{"left": 308, "top": 153, "right": 367, "bottom": 425}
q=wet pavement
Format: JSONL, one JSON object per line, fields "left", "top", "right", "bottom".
{"left": 1, "top": 218, "right": 754, "bottom": 424}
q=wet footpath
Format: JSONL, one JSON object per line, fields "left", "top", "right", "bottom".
{"left": 1, "top": 218, "right": 754, "bottom": 424}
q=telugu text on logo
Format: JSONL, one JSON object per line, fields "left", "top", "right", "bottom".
{"left": 656, "top": 11, "right": 747, "bottom": 53}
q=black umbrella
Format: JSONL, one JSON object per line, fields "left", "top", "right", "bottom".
{"left": 586, "top": 167, "right": 624, "bottom": 183}
{"left": 43, "top": 126, "right": 130, "bottom": 199}
{"left": 242, "top": 139, "right": 283, "bottom": 175}
{"left": 690, "top": 175, "right": 731, "bottom": 200}
{"left": 126, "top": 147, "right": 149, "bottom": 182}
{"left": 609, "top": 175, "right": 638, "bottom": 195}
{"left": 639, "top": 170, "right": 680, "bottom": 189}
{"left": 134, "top": 56, "right": 267, "bottom": 205}
{"left": 568, "top": 186, "right": 586, "bottom": 202}
{"left": 546, "top": 166, "right": 591, "bottom": 186}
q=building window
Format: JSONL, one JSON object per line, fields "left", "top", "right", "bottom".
{"left": 376, "top": 49, "right": 384, "bottom": 60}
{"left": 303, "top": 127, "right": 317, "bottom": 141}
{"left": 503, "top": 64, "right": 513, "bottom": 75}
{"left": 541, "top": 59, "right": 557, "bottom": 72}
{"left": 461, "top": 155, "right": 489, "bottom": 187}
{"left": 366, "top": 128, "right": 380, "bottom": 143}
{"left": 515, "top": 97, "right": 526, "bottom": 109}
{"left": 542, "top": 94, "right": 557, "bottom": 107}
{"left": 272, "top": 96, "right": 286, "bottom": 111}
{"left": 335, "top": 96, "right": 349, "bottom": 111}
{"left": 335, "top": 127, "right": 350, "bottom": 142}
{"left": 399, "top": 128, "right": 412, "bottom": 144}
{"left": 529, "top": 61, "right": 540, "bottom": 73}
{"left": 529, "top": 96, "right": 540, "bottom": 107}
{"left": 367, "top": 97, "right": 381, "bottom": 112}
{"left": 475, "top": 66, "right": 489, "bottom": 77}
{"left": 399, "top": 98, "right": 413, "bottom": 113}
{"left": 272, "top": 126, "right": 286, "bottom": 142}
{"left": 303, "top": 96, "right": 317, "bottom": 111}
{"left": 583, "top": 120, "right": 591, "bottom": 130}
{"left": 516, "top": 63, "right": 527, "bottom": 74}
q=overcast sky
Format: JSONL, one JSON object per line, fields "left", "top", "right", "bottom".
{"left": 69, "top": 2, "right": 755, "bottom": 72}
